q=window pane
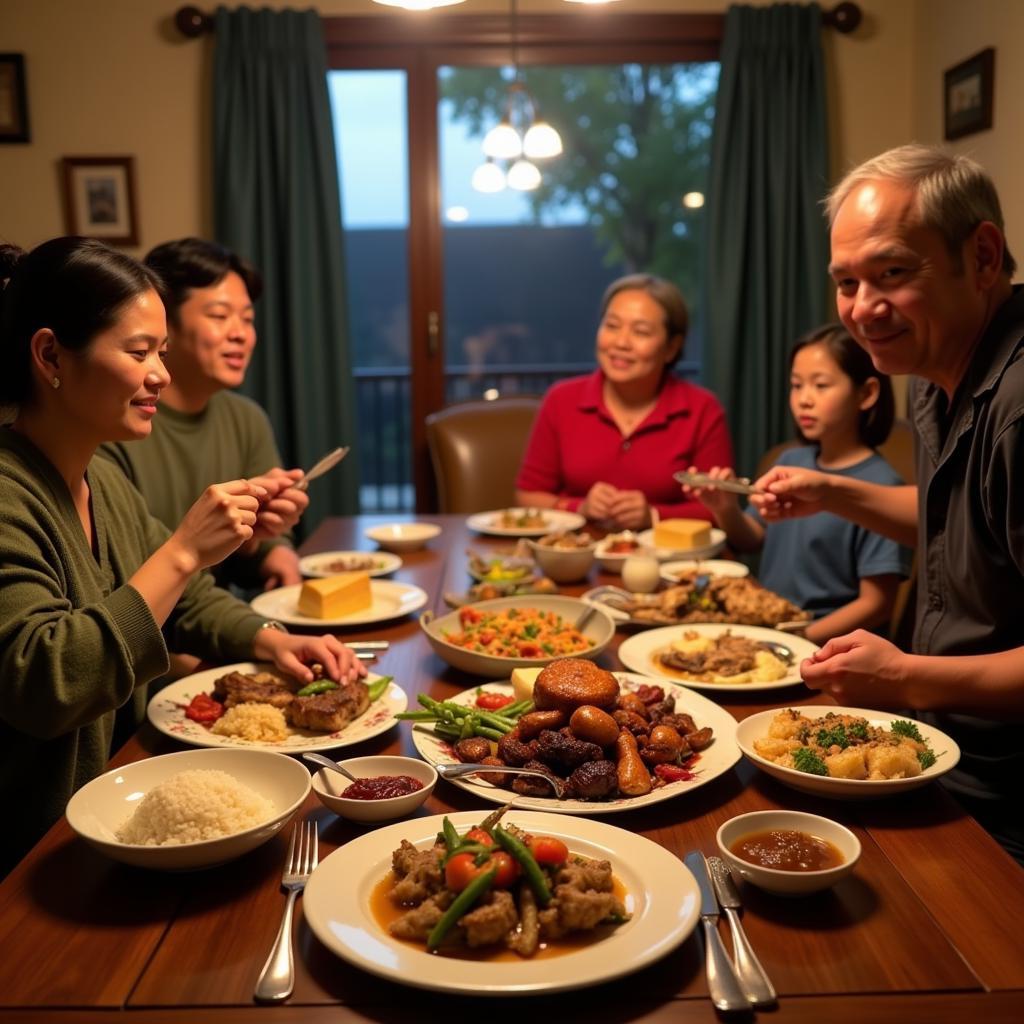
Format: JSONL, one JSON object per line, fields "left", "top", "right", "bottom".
{"left": 328, "top": 70, "right": 413, "bottom": 511}
{"left": 439, "top": 62, "right": 719, "bottom": 403}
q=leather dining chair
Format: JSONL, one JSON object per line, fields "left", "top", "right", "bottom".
{"left": 425, "top": 396, "right": 542, "bottom": 514}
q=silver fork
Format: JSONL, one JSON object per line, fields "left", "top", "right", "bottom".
{"left": 435, "top": 762, "right": 567, "bottom": 798}
{"left": 254, "top": 820, "right": 318, "bottom": 1003}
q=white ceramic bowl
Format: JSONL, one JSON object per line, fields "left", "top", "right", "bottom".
{"left": 65, "top": 748, "right": 311, "bottom": 871}
{"left": 365, "top": 522, "right": 441, "bottom": 553}
{"left": 420, "top": 595, "right": 616, "bottom": 678}
{"left": 527, "top": 537, "right": 597, "bottom": 583}
{"left": 594, "top": 534, "right": 646, "bottom": 573}
{"left": 310, "top": 755, "right": 437, "bottom": 822}
{"left": 716, "top": 810, "right": 861, "bottom": 896}
{"left": 660, "top": 559, "right": 750, "bottom": 582}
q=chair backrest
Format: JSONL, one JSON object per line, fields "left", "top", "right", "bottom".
{"left": 425, "top": 396, "right": 541, "bottom": 514}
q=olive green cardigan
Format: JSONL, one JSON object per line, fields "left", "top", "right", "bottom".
{"left": 0, "top": 428, "right": 266, "bottom": 873}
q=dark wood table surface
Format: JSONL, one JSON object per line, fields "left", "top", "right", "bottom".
{"left": 2, "top": 514, "right": 1022, "bottom": 1024}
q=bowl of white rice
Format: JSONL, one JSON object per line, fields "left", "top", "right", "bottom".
{"left": 65, "top": 748, "right": 311, "bottom": 870}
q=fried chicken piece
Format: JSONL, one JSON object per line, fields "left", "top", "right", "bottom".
{"left": 461, "top": 890, "right": 519, "bottom": 947}
{"left": 565, "top": 759, "right": 618, "bottom": 800}
{"left": 454, "top": 737, "right": 491, "bottom": 763}
{"left": 536, "top": 728, "right": 604, "bottom": 770}
{"left": 497, "top": 728, "right": 539, "bottom": 767}
{"left": 390, "top": 840, "right": 444, "bottom": 904}
{"left": 389, "top": 890, "right": 455, "bottom": 941}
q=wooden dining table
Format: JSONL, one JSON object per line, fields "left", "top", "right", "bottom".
{"left": 2, "top": 513, "right": 1022, "bottom": 1024}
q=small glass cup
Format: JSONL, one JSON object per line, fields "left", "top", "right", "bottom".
{"left": 621, "top": 552, "right": 660, "bottom": 594}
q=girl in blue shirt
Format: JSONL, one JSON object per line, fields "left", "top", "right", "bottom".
{"left": 690, "top": 324, "right": 912, "bottom": 645}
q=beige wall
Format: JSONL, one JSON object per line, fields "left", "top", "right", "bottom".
{"left": 1, "top": 0, "right": 1020, "bottom": 260}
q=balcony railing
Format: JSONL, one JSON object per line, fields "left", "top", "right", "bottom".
{"left": 355, "top": 360, "right": 701, "bottom": 512}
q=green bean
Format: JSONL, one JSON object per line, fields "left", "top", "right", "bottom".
{"left": 393, "top": 711, "right": 436, "bottom": 721}
{"left": 441, "top": 841, "right": 491, "bottom": 865}
{"left": 441, "top": 817, "right": 461, "bottom": 852}
{"left": 295, "top": 680, "right": 339, "bottom": 697}
{"left": 366, "top": 676, "right": 392, "bottom": 702}
{"left": 493, "top": 827, "right": 551, "bottom": 906}
{"left": 426, "top": 866, "right": 497, "bottom": 950}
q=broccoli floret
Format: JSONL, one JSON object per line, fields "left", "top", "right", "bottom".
{"left": 917, "top": 749, "right": 937, "bottom": 770}
{"left": 891, "top": 719, "right": 924, "bottom": 742}
{"left": 792, "top": 746, "right": 829, "bottom": 776}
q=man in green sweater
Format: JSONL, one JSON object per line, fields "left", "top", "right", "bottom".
{"left": 100, "top": 238, "right": 304, "bottom": 596}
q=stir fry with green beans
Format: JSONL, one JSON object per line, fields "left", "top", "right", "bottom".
{"left": 382, "top": 807, "right": 629, "bottom": 957}
{"left": 395, "top": 691, "right": 533, "bottom": 742}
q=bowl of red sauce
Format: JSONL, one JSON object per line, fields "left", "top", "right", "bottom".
{"left": 311, "top": 755, "right": 438, "bottom": 823}
{"left": 716, "top": 810, "right": 861, "bottom": 896}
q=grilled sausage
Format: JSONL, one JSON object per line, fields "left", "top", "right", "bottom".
{"left": 569, "top": 705, "right": 620, "bottom": 748}
{"left": 517, "top": 709, "right": 566, "bottom": 739}
{"left": 616, "top": 730, "right": 652, "bottom": 796}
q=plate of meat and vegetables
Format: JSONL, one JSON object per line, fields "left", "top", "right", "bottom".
{"left": 407, "top": 659, "right": 740, "bottom": 815}
{"left": 147, "top": 662, "right": 407, "bottom": 753}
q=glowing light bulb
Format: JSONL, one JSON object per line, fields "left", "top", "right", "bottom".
{"left": 482, "top": 121, "right": 522, "bottom": 160}
{"left": 682, "top": 191, "right": 705, "bottom": 209}
{"left": 523, "top": 121, "right": 563, "bottom": 159}
{"left": 471, "top": 160, "right": 506, "bottom": 193}
{"left": 507, "top": 159, "right": 542, "bottom": 191}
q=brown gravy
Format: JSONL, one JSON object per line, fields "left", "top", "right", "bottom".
{"left": 370, "top": 870, "right": 630, "bottom": 961}
{"left": 730, "top": 829, "right": 843, "bottom": 872}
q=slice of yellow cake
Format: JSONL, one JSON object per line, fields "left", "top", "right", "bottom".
{"left": 653, "top": 517, "right": 712, "bottom": 551}
{"left": 297, "top": 572, "right": 372, "bottom": 619}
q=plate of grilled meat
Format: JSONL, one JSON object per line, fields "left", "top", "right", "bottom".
{"left": 147, "top": 662, "right": 407, "bottom": 753}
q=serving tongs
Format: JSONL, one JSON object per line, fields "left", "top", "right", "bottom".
{"left": 674, "top": 470, "right": 762, "bottom": 495}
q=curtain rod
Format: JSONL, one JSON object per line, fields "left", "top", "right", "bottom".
{"left": 173, "top": 2, "right": 862, "bottom": 38}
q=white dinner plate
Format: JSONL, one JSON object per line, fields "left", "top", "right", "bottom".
{"left": 736, "top": 706, "right": 962, "bottom": 799}
{"left": 302, "top": 809, "right": 700, "bottom": 995}
{"left": 637, "top": 527, "right": 726, "bottom": 561}
{"left": 466, "top": 508, "right": 587, "bottom": 538}
{"left": 250, "top": 581, "right": 428, "bottom": 627}
{"left": 412, "top": 674, "right": 740, "bottom": 813}
{"left": 618, "top": 623, "right": 818, "bottom": 693}
{"left": 298, "top": 550, "right": 403, "bottom": 578}
{"left": 146, "top": 662, "right": 407, "bottom": 753}
{"left": 660, "top": 559, "right": 750, "bottom": 582}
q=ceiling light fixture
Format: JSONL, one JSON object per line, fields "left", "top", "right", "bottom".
{"left": 472, "top": 0, "right": 562, "bottom": 193}
{"left": 371, "top": 0, "right": 465, "bottom": 10}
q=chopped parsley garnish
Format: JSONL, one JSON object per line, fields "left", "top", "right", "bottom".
{"left": 891, "top": 719, "right": 924, "bottom": 742}
{"left": 792, "top": 746, "right": 829, "bottom": 776}
{"left": 816, "top": 724, "right": 853, "bottom": 750}
{"left": 917, "top": 749, "right": 937, "bottom": 770}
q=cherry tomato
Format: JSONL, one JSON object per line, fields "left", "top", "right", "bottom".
{"left": 517, "top": 642, "right": 541, "bottom": 657}
{"left": 459, "top": 607, "right": 482, "bottom": 626}
{"left": 184, "top": 692, "right": 224, "bottom": 724}
{"left": 489, "top": 850, "right": 521, "bottom": 888}
{"left": 444, "top": 853, "right": 487, "bottom": 892}
{"left": 527, "top": 835, "right": 569, "bottom": 865}
{"left": 654, "top": 763, "right": 696, "bottom": 783}
{"left": 465, "top": 828, "right": 494, "bottom": 847}
{"left": 476, "top": 692, "right": 515, "bottom": 711}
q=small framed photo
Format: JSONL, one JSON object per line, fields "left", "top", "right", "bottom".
{"left": 61, "top": 156, "right": 139, "bottom": 246}
{"left": 0, "top": 53, "right": 30, "bottom": 143}
{"left": 944, "top": 47, "right": 994, "bottom": 141}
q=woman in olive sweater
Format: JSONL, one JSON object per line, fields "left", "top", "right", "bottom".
{"left": 0, "top": 237, "right": 363, "bottom": 874}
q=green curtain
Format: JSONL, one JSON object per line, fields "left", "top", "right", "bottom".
{"left": 212, "top": 5, "right": 359, "bottom": 525}
{"left": 704, "top": 3, "right": 830, "bottom": 478}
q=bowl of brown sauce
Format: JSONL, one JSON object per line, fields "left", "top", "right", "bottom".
{"left": 311, "top": 755, "right": 437, "bottom": 823}
{"left": 716, "top": 810, "right": 861, "bottom": 895}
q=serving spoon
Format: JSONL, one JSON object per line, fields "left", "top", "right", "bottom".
{"left": 302, "top": 752, "right": 359, "bottom": 784}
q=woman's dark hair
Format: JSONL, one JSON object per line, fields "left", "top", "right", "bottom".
{"left": 144, "top": 237, "right": 263, "bottom": 323}
{"left": 790, "top": 323, "right": 895, "bottom": 448}
{"left": 0, "top": 236, "right": 163, "bottom": 407}
{"left": 599, "top": 274, "right": 689, "bottom": 366}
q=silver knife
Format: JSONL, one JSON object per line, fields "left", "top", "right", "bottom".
{"left": 708, "top": 856, "right": 777, "bottom": 1007}
{"left": 295, "top": 446, "right": 350, "bottom": 492}
{"left": 683, "top": 851, "right": 750, "bottom": 1012}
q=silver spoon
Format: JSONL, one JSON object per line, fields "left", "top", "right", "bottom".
{"left": 302, "top": 752, "right": 359, "bottom": 784}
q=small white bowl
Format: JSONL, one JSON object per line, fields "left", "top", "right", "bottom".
{"left": 311, "top": 755, "right": 437, "bottom": 822}
{"left": 65, "top": 748, "right": 311, "bottom": 871}
{"left": 365, "top": 522, "right": 441, "bottom": 553}
{"left": 716, "top": 810, "right": 861, "bottom": 896}
{"left": 594, "top": 534, "right": 645, "bottom": 573}
{"left": 527, "top": 537, "right": 596, "bottom": 584}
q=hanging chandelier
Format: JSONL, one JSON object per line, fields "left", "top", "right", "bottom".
{"left": 471, "top": 0, "right": 563, "bottom": 193}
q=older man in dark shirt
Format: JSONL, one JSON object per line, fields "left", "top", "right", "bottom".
{"left": 753, "top": 144, "right": 1024, "bottom": 863}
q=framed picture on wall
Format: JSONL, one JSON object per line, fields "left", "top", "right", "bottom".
{"left": 944, "top": 47, "right": 994, "bottom": 141}
{"left": 61, "top": 156, "right": 139, "bottom": 246}
{"left": 0, "top": 53, "right": 30, "bottom": 143}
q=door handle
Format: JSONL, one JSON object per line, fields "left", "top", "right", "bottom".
{"left": 427, "top": 310, "right": 440, "bottom": 357}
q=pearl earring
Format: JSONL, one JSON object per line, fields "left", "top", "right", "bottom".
{"left": 51, "top": 376, "right": 61, "bottom": 390}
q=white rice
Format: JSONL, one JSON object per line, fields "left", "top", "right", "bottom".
{"left": 116, "top": 768, "right": 275, "bottom": 846}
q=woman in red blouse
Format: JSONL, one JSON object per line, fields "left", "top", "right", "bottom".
{"left": 515, "top": 274, "right": 734, "bottom": 530}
